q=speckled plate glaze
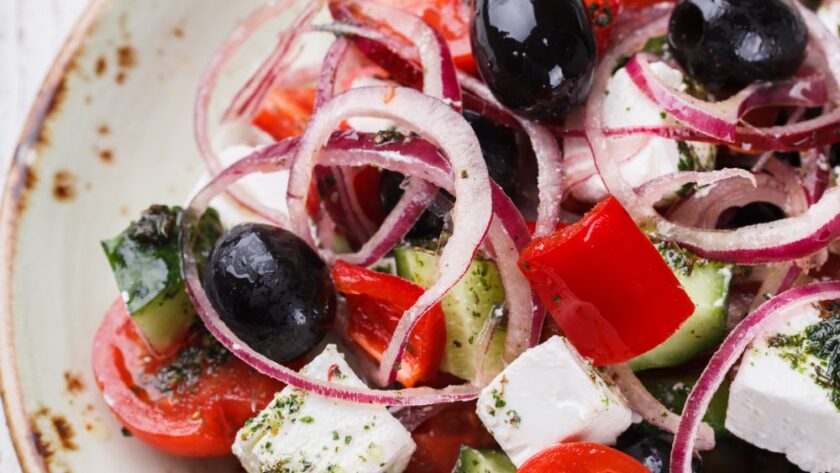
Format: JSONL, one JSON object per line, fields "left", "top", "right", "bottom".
{"left": 0, "top": 1, "right": 310, "bottom": 471}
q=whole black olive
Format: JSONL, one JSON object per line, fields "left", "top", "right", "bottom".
{"left": 471, "top": 0, "right": 597, "bottom": 124}
{"left": 668, "top": 0, "right": 808, "bottom": 96}
{"left": 204, "top": 223, "right": 336, "bottom": 363}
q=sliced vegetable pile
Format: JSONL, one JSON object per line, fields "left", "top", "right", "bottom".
{"left": 93, "top": 0, "right": 840, "bottom": 471}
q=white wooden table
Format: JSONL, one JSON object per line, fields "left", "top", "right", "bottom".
{"left": 0, "top": 0, "right": 88, "bottom": 470}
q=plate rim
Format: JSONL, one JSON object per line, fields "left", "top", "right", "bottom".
{"left": 0, "top": 0, "right": 109, "bottom": 471}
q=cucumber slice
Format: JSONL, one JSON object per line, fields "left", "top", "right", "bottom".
{"left": 395, "top": 246, "right": 506, "bottom": 381}
{"left": 628, "top": 243, "right": 732, "bottom": 371}
{"left": 638, "top": 367, "right": 730, "bottom": 437}
{"left": 102, "top": 205, "right": 222, "bottom": 353}
{"left": 453, "top": 446, "right": 516, "bottom": 473}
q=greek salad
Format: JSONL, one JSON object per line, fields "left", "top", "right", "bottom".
{"left": 93, "top": 0, "right": 840, "bottom": 471}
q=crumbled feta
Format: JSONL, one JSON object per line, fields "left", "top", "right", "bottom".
{"left": 726, "top": 304, "right": 840, "bottom": 473}
{"left": 476, "top": 336, "right": 632, "bottom": 466}
{"left": 565, "top": 62, "right": 715, "bottom": 203}
{"left": 233, "top": 345, "right": 416, "bottom": 473}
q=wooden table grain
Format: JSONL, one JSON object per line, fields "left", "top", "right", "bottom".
{"left": 0, "top": 0, "right": 89, "bottom": 470}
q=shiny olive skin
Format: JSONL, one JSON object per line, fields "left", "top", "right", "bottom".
{"left": 668, "top": 0, "right": 808, "bottom": 96}
{"left": 471, "top": 0, "right": 597, "bottom": 124}
{"left": 204, "top": 223, "right": 335, "bottom": 363}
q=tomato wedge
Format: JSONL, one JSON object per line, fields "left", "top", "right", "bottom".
{"left": 92, "top": 300, "right": 283, "bottom": 456}
{"left": 518, "top": 443, "right": 649, "bottom": 473}
{"left": 332, "top": 261, "right": 446, "bottom": 387}
{"left": 406, "top": 402, "right": 497, "bottom": 473}
{"left": 519, "top": 197, "right": 694, "bottom": 365}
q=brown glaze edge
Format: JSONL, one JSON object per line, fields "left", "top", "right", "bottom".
{"left": 0, "top": 0, "right": 110, "bottom": 471}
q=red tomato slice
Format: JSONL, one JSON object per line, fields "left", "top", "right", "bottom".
{"left": 92, "top": 300, "right": 283, "bottom": 457}
{"left": 406, "top": 402, "right": 497, "bottom": 473}
{"left": 519, "top": 197, "right": 694, "bottom": 365}
{"left": 519, "top": 443, "right": 649, "bottom": 473}
{"left": 332, "top": 261, "right": 446, "bottom": 387}
{"left": 388, "top": 0, "right": 476, "bottom": 74}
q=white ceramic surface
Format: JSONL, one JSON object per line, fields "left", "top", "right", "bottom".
{"left": 0, "top": 0, "right": 315, "bottom": 471}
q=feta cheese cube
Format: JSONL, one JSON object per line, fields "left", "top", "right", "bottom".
{"left": 565, "top": 62, "right": 715, "bottom": 203}
{"left": 233, "top": 345, "right": 416, "bottom": 473}
{"left": 726, "top": 304, "right": 840, "bottom": 473}
{"left": 476, "top": 336, "right": 632, "bottom": 466}
{"left": 819, "top": 1, "right": 840, "bottom": 39}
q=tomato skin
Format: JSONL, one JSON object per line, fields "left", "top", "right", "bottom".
{"left": 519, "top": 197, "right": 694, "bottom": 365}
{"left": 518, "top": 443, "right": 650, "bottom": 473}
{"left": 332, "top": 261, "right": 446, "bottom": 387}
{"left": 92, "top": 300, "right": 283, "bottom": 457}
{"left": 405, "top": 402, "right": 497, "bottom": 473}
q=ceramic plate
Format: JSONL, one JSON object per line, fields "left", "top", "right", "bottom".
{"left": 0, "top": 0, "right": 316, "bottom": 471}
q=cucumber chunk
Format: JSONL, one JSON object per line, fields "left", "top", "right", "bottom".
{"left": 453, "top": 446, "right": 516, "bottom": 473}
{"left": 628, "top": 243, "right": 732, "bottom": 371}
{"left": 102, "top": 205, "right": 222, "bottom": 353}
{"left": 395, "top": 246, "right": 506, "bottom": 381}
{"left": 638, "top": 367, "right": 730, "bottom": 437}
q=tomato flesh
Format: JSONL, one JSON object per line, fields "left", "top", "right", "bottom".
{"left": 332, "top": 261, "right": 446, "bottom": 387}
{"left": 518, "top": 442, "right": 649, "bottom": 473}
{"left": 252, "top": 87, "right": 316, "bottom": 141}
{"left": 519, "top": 197, "right": 694, "bottom": 365}
{"left": 92, "top": 301, "right": 283, "bottom": 456}
{"left": 406, "top": 402, "right": 497, "bottom": 473}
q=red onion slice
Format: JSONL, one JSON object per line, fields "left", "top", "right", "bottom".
{"left": 585, "top": 13, "right": 840, "bottom": 265}
{"left": 287, "top": 87, "right": 492, "bottom": 385}
{"left": 329, "top": 0, "right": 461, "bottom": 108}
{"left": 339, "top": 177, "right": 437, "bottom": 267}
{"left": 605, "top": 364, "right": 715, "bottom": 451}
{"left": 636, "top": 168, "right": 755, "bottom": 210}
{"left": 181, "top": 140, "right": 481, "bottom": 405}
{"left": 458, "top": 73, "right": 564, "bottom": 237}
{"left": 626, "top": 53, "right": 828, "bottom": 142}
{"left": 670, "top": 282, "right": 840, "bottom": 472}
{"left": 194, "top": 0, "right": 320, "bottom": 224}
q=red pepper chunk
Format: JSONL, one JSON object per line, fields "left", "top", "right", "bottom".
{"left": 519, "top": 197, "right": 694, "bottom": 365}
{"left": 332, "top": 261, "right": 446, "bottom": 387}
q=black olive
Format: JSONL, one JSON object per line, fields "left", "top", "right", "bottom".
{"left": 204, "top": 223, "right": 336, "bottom": 363}
{"left": 462, "top": 109, "right": 520, "bottom": 197}
{"left": 379, "top": 170, "right": 449, "bottom": 240}
{"left": 668, "top": 0, "right": 808, "bottom": 96}
{"left": 471, "top": 0, "right": 597, "bottom": 124}
{"left": 717, "top": 202, "right": 786, "bottom": 229}
{"left": 618, "top": 435, "right": 703, "bottom": 473}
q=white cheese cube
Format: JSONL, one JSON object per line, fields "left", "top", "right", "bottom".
{"left": 565, "top": 62, "right": 715, "bottom": 203}
{"left": 819, "top": 1, "right": 840, "bottom": 39}
{"left": 726, "top": 304, "right": 840, "bottom": 473}
{"left": 476, "top": 336, "right": 632, "bottom": 466}
{"left": 233, "top": 345, "right": 416, "bottom": 473}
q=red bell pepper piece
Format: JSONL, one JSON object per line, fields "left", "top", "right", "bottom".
{"left": 519, "top": 197, "right": 694, "bottom": 365}
{"left": 332, "top": 261, "right": 446, "bottom": 387}
{"left": 252, "top": 87, "right": 316, "bottom": 140}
